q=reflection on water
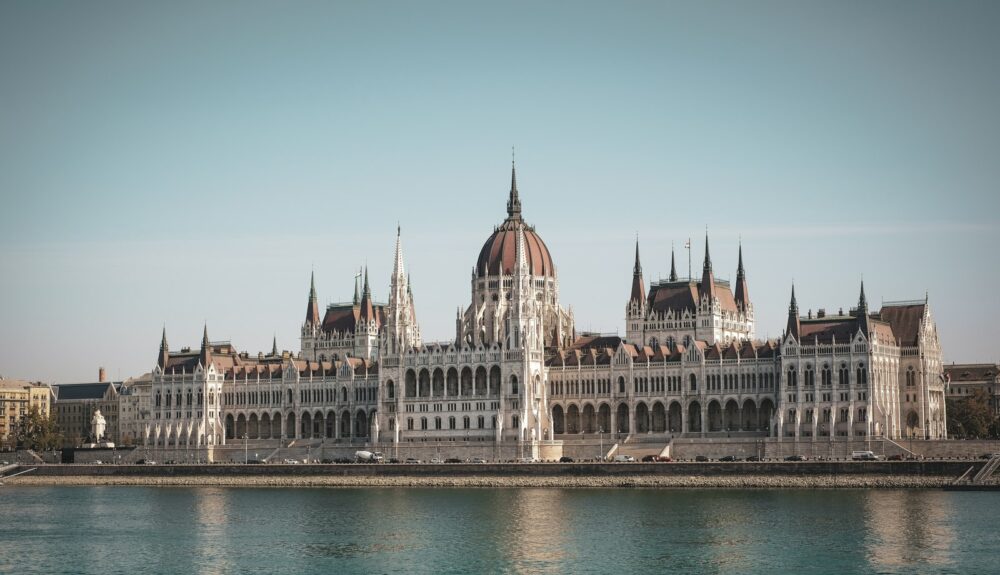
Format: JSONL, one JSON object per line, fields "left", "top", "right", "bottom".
{"left": 863, "top": 491, "right": 955, "bottom": 571}
{"left": 0, "top": 487, "right": 994, "bottom": 575}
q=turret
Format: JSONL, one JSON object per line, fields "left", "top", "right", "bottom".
{"left": 629, "top": 239, "right": 646, "bottom": 309}
{"left": 700, "top": 232, "right": 715, "bottom": 303}
{"left": 786, "top": 285, "right": 800, "bottom": 340}
{"left": 506, "top": 160, "right": 521, "bottom": 221}
{"left": 734, "top": 242, "right": 750, "bottom": 312}
{"left": 305, "top": 271, "right": 321, "bottom": 326}
{"left": 857, "top": 279, "right": 870, "bottom": 337}
{"left": 359, "top": 267, "right": 374, "bottom": 322}
{"left": 199, "top": 324, "right": 212, "bottom": 367}
{"left": 668, "top": 245, "right": 678, "bottom": 282}
{"left": 157, "top": 327, "right": 169, "bottom": 369}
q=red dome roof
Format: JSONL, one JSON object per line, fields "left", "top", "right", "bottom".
{"left": 476, "top": 220, "right": 554, "bottom": 278}
{"left": 475, "top": 162, "right": 554, "bottom": 278}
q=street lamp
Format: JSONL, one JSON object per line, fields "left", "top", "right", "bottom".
{"left": 598, "top": 427, "right": 604, "bottom": 461}
{"left": 243, "top": 434, "right": 248, "bottom": 464}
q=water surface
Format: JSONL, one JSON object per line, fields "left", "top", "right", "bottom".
{"left": 0, "top": 487, "right": 993, "bottom": 574}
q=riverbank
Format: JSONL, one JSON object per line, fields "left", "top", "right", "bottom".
{"left": 6, "top": 473, "right": 976, "bottom": 488}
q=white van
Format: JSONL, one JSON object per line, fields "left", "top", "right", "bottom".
{"left": 613, "top": 455, "right": 636, "bottom": 463}
{"left": 851, "top": 451, "right": 879, "bottom": 461}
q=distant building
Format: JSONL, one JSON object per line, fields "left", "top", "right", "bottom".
{"left": 945, "top": 363, "right": 1000, "bottom": 416}
{"left": 133, "top": 164, "right": 947, "bottom": 457}
{"left": 118, "top": 372, "right": 152, "bottom": 446}
{"left": 0, "top": 378, "right": 53, "bottom": 447}
{"left": 53, "top": 374, "right": 121, "bottom": 446}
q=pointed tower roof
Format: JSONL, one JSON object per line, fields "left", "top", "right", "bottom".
{"left": 359, "top": 267, "right": 374, "bottom": 321}
{"left": 305, "top": 271, "right": 321, "bottom": 326}
{"left": 734, "top": 241, "right": 750, "bottom": 311}
{"left": 272, "top": 335, "right": 278, "bottom": 357}
{"left": 157, "top": 327, "right": 169, "bottom": 368}
{"left": 669, "top": 245, "right": 678, "bottom": 282}
{"left": 506, "top": 156, "right": 522, "bottom": 221}
{"left": 393, "top": 225, "right": 405, "bottom": 280}
{"left": 786, "top": 284, "right": 800, "bottom": 339}
{"left": 630, "top": 239, "right": 646, "bottom": 306}
{"left": 199, "top": 324, "right": 212, "bottom": 367}
{"left": 857, "top": 279, "right": 871, "bottom": 337}
{"left": 700, "top": 231, "right": 715, "bottom": 302}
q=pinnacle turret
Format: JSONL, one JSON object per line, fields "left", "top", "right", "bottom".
{"left": 700, "top": 231, "right": 715, "bottom": 302}
{"left": 506, "top": 159, "right": 522, "bottom": 221}
{"left": 305, "top": 271, "right": 321, "bottom": 326}
{"left": 669, "top": 245, "right": 678, "bottom": 282}
{"left": 734, "top": 241, "right": 750, "bottom": 311}
{"left": 629, "top": 239, "right": 646, "bottom": 308}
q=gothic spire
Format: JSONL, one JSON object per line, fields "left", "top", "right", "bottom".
{"left": 786, "top": 284, "right": 800, "bottom": 339}
{"left": 353, "top": 268, "right": 361, "bottom": 305}
{"left": 157, "top": 327, "right": 169, "bottom": 368}
{"left": 305, "top": 271, "right": 321, "bottom": 326}
{"left": 858, "top": 279, "right": 868, "bottom": 313}
{"left": 272, "top": 334, "right": 278, "bottom": 357}
{"left": 734, "top": 241, "right": 750, "bottom": 311}
{"left": 359, "top": 266, "right": 374, "bottom": 321}
{"left": 629, "top": 239, "right": 646, "bottom": 308}
{"left": 669, "top": 244, "right": 678, "bottom": 282}
{"left": 393, "top": 225, "right": 405, "bottom": 281}
{"left": 506, "top": 155, "right": 522, "bottom": 221}
{"left": 199, "top": 324, "right": 212, "bottom": 367}
{"left": 700, "top": 231, "right": 715, "bottom": 302}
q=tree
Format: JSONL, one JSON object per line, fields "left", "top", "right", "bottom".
{"left": 13, "top": 406, "right": 63, "bottom": 451}
{"left": 946, "top": 389, "right": 998, "bottom": 439}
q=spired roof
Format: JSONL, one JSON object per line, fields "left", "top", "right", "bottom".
{"left": 475, "top": 162, "right": 555, "bottom": 278}
{"left": 321, "top": 302, "right": 387, "bottom": 334}
{"left": 647, "top": 280, "right": 738, "bottom": 314}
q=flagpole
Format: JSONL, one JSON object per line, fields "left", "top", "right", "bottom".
{"left": 686, "top": 238, "right": 691, "bottom": 280}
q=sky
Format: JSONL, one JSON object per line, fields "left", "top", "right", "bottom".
{"left": 1, "top": 1, "right": 998, "bottom": 383}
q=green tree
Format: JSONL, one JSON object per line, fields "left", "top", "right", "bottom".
{"left": 14, "top": 406, "right": 63, "bottom": 451}
{"left": 946, "top": 389, "right": 998, "bottom": 438}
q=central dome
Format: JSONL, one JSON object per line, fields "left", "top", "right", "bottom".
{"left": 475, "top": 165, "right": 555, "bottom": 278}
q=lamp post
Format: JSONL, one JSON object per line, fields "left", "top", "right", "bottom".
{"left": 598, "top": 428, "right": 604, "bottom": 462}
{"left": 243, "top": 434, "right": 248, "bottom": 464}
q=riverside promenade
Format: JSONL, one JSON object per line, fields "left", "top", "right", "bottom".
{"left": 4, "top": 460, "right": 990, "bottom": 489}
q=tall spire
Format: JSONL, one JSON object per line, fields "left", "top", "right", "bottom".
{"left": 393, "top": 225, "right": 405, "bottom": 281}
{"left": 157, "top": 326, "right": 169, "bottom": 368}
{"left": 669, "top": 244, "right": 678, "bottom": 282}
{"left": 199, "top": 324, "right": 212, "bottom": 367}
{"left": 786, "top": 284, "right": 800, "bottom": 339}
{"left": 305, "top": 271, "right": 321, "bottom": 326}
{"left": 272, "top": 334, "right": 278, "bottom": 357}
{"left": 734, "top": 241, "right": 750, "bottom": 311}
{"left": 858, "top": 279, "right": 868, "bottom": 313}
{"left": 629, "top": 239, "right": 646, "bottom": 308}
{"left": 700, "top": 230, "right": 715, "bottom": 302}
{"left": 359, "top": 266, "right": 374, "bottom": 321}
{"left": 506, "top": 151, "right": 522, "bottom": 221}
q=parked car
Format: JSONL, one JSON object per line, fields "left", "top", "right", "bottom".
{"left": 388, "top": 458, "right": 401, "bottom": 464}
{"left": 719, "top": 455, "right": 741, "bottom": 462}
{"left": 136, "top": 458, "right": 156, "bottom": 465}
{"left": 641, "top": 455, "right": 671, "bottom": 462}
{"left": 851, "top": 451, "right": 879, "bottom": 461}
{"left": 613, "top": 455, "right": 636, "bottom": 463}
{"left": 784, "top": 455, "right": 806, "bottom": 461}
{"left": 746, "top": 455, "right": 761, "bottom": 462}
{"left": 444, "top": 458, "right": 462, "bottom": 464}
{"left": 559, "top": 456, "right": 575, "bottom": 463}
{"left": 429, "top": 458, "right": 443, "bottom": 464}
{"left": 694, "top": 455, "right": 709, "bottom": 462}
{"left": 404, "top": 458, "right": 422, "bottom": 464}
{"left": 283, "top": 458, "right": 300, "bottom": 464}
{"left": 164, "top": 460, "right": 178, "bottom": 465}
{"left": 470, "top": 457, "right": 487, "bottom": 464}
{"left": 333, "top": 457, "right": 352, "bottom": 464}
{"left": 886, "top": 454, "right": 904, "bottom": 461}
{"left": 516, "top": 457, "right": 538, "bottom": 463}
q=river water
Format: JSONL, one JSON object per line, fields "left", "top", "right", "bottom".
{"left": 0, "top": 487, "right": 994, "bottom": 574}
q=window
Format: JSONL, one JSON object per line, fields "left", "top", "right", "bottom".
{"left": 689, "top": 374, "right": 697, "bottom": 392}
{"left": 449, "top": 416, "right": 456, "bottom": 430}
{"left": 407, "top": 418, "right": 414, "bottom": 430}
{"left": 435, "top": 417, "right": 441, "bottom": 430}
{"left": 463, "top": 416, "right": 470, "bottom": 429}
{"left": 511, "top": 376, "right": 519, "bottom": 395}
{"left": 420, "top": 417, "right": 428, "bottom": 430}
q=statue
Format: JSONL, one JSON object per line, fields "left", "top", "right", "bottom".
{"left": 91, "top": 410, "right": 106, "bottom": 443}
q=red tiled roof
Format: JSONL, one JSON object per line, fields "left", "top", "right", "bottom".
{"left": 877, "top": 303, "right": 925, "bottom": 347}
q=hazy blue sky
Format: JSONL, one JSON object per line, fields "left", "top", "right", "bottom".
{"left": 2, "top": 1, "right": 998, "bottom": 383}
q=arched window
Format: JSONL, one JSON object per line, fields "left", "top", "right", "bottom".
{"left": 857, "top": 364, "right": 868, "bottom": 386}
{"left": 197, "top": 390, "right": 203, "bottom": 405}
{"left": 449, "top": 416, "right": 456, "bottom": 430}
{"left": 618, "top": 376, "right": 626, "bottom": 393}
{"left": 407, "top": 418, "right": 413, "bottom": 430}
{"left": 420, "top": 417, "right": 428, "bottom": 430}
{"left": 804, "top": 365, "right": 814, "bottom": 387}
{"left": 822, "top": 364, "right": 832, "bottom": 386}
{"left": 435, "top": 417, "right": 442, "bottom": 430}
{"left": 510, "top": 375, "right": 519, "bottom": 395}
{"left": 155, "top": 392, "right": 161, "bottom": 407}
{"left": 287, "top": 388, "right": 293, "bottom": 404}
{"left": 463, "top": 416, "right": 470, "bottom": 429}
{"left": 787, "top": 367, "right": 798, "bottom": 387}
{"left": 341, "top": 387, "right": 348, "bottom": 402}
{"left": 387, "top": 380, "right": 395, "bottom": 399}
{"left": 839, "top": 363, "right": 849, "bottom": 386}
{"left": 689, "top": 373, "right": 697, "bottom": 392}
